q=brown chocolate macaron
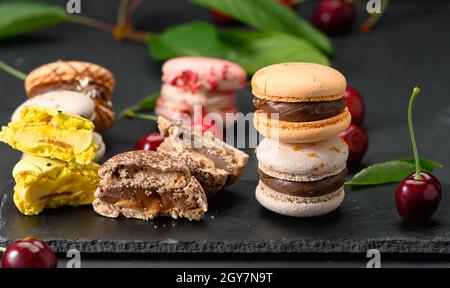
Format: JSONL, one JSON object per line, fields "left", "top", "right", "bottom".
{"left": 93, "top": 150, "right": 207, "bottom": 221}
{"left": 25, "top": 60, "right": 116, "bottom": 133}
{"left": 157, "top": 117, "right": 249, "bottom": 197}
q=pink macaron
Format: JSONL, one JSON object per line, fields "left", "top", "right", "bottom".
{"left": 160, "top": 84, "right": 236, "bottom": 110}
{"left": 155, "top": 97, "right": 237, "bottom": 122}
{"left": 162, "top": 56, "right": 247, "bottom": 93}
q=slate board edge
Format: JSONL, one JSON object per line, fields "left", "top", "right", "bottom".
{"left": 1, "top": 239, "right": 449, "bottom": 254}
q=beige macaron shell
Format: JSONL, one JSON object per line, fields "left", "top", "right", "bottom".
{"left": 256, "top": 181, "right": 344, "bottom": 217}
{"left": 25, "top": 60, "right": 115, "bottom": 96}
{"left": 254, "top": 108, "right": 351, "bottom": 144}
{"left": 256, "top": 136, "right": 348, "bottom": 182}
{"left": 11, "top": 91, "right": 95, "bottom": 122}
{"left": 252, "top": 62, "right": 346, "bottom": 102}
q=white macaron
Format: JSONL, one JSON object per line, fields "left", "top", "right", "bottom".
{"left": 256, "top": 182, "right": 345, "bottom": 217}
{"left": 255, "top": 137, "right": 348, "bottom": 217}
{"left": 11, "top": 91, "right": 95, "bottom": 122}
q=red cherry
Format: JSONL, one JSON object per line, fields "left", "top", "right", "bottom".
{"left": 339, "top": 124, "right": 368, "bottom": 168}
{"left": 134, "top": 132, "right": 164, "bottom": 151}
{"left": 313, "top": 0, "right": 356, "bottom": 34}
{"left": 279, "top": 0, "right": 296, "bottom": 8}
{"left": 344, "top": 86, "right": 365, "bottom": 125}
{"left": 211, "top": 11, "right": 233, "bottom": 24}
{"left": 1, "top": 237, "right": 56, "bottom": 268}
{"left": 396, "top": 172, "right": 442, "bottom": 221}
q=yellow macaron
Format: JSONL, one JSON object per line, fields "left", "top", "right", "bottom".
{"left": 13, "top": 155, "right": 100, "bottom": 215}
{"left": 0, "top": 106, "right": 96, "bottom": 164}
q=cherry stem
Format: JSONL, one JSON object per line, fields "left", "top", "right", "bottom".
{"left": 0, "top": 61, "right": 27, "bottom": 80}
{"left": 0, "top": 247, "right": 5, "bottom": 253}
{"left": 68, "top": 15, "right": 150, "bottom": 42}
{"left": 126, "top": 0, "right": 143, "bottom": 20}
{"left": 408, "top": 87, "right": 421, "bottom": 180}
{"left": 69, "top": 15, "right": 115, "bottom": 32}
{"left": 117, "top": 0, "right": 129, "bottom": 26}
{"left": 359, "top": 0, "right": 390, "bottom": 33}
{"left": 121, "top": 110, "right": 158, "bottom": 121}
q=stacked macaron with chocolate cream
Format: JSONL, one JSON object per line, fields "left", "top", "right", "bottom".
{"left": 253, "top": 62, "right": 351, "bottom": 143}
{"left": 252, "top": 62, "right": 351, "bottom": 217}
{"left": 156, "top": 56, "right": 247, "bottom": 125}
{"left": 256, "top": 138, "right": 348, "bottom": 217}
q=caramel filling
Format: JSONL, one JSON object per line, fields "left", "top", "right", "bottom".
{"left": 100, "top": 188, "right": 176, "bottom": 215}
{"left": 253, "top": 97, "right": 346, "bottom": 122}
{"left": 39, "top": 191, "right": 73, "bottom": 201}
{"left": 258, "top": 168, "right": 347, "bottom": 197}
{"left": 38, "top": 139, "right": 72, "bottom": 149}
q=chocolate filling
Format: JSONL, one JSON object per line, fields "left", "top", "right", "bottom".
{"left": 253, "top": 97, "right": 345, "bottom": 122}
{"left": 258, "top": 168, "right": 347, "bottom": 197}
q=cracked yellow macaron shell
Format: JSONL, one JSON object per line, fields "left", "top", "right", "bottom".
{"left": 0, "top": 106, "right": 96, "bottom": 165}
{"left": 12, "top": 155, "right": 100, "bottom": 215}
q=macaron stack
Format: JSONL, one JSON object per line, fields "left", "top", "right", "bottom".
{"left": 0, "top": 107, "right": 100, "bottom": 215}
{"left": 252, "top": 63, "right": 351, "bottom": 217}
{"left": 14, "top": 60, "right": 117, "bottom": 162}
{"left": 156, "top": 56, "right": 247, "bottom": 126}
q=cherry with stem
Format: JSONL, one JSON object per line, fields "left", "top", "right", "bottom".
{"left": 395, "top": 87, "right": 442, "bottom": 222}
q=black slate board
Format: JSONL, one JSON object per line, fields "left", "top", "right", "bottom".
{"left": 1, "top": 1, "right": 450, "bottom": 257}
{"left": 1, "top": 175, "right": 449, "bottom": 254}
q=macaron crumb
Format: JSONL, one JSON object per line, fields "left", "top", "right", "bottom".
{"left": 329, "top": 146, "right": 341, "bottom": 153}
{"left": 308, "top": 152, "right": 319, "bottom": 158}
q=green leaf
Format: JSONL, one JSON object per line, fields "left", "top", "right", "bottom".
{"left": 346, "top": 159, "right": 442, "bottom": 186}
{"left": 219, "top": 30, "right": 329, "bottom": 74}
{"left": 398, "top": 158, "right": 442, "bottom": 172}
{"left": 0, "top": 1, "right": 68, "bottom": 40}
{"left": 120, "top": 92, "right": 160, "bottom": 117}
{"left": 148, "top": 21, "right": 233, "bottom": 60}
{"left": 148, "top": 22, "right": 329, "bottom": 74}
{"left": 190, "top": 0, "right": 333, "bottom": 55}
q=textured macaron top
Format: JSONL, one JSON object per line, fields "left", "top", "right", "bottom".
{"left": 252, "top": 62, "right": 346, "bottom": 102}
{"left": 99, "top": 150, "right": 190, "bottom": 179}
{"left": 162, "top": 56, "right": 247, "bottom": 92}
{"left": 256, "top": 137, "right": 348, "bottom": 181}
{"left": 25, "top": 60, "right": 115, "bottom": 96}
